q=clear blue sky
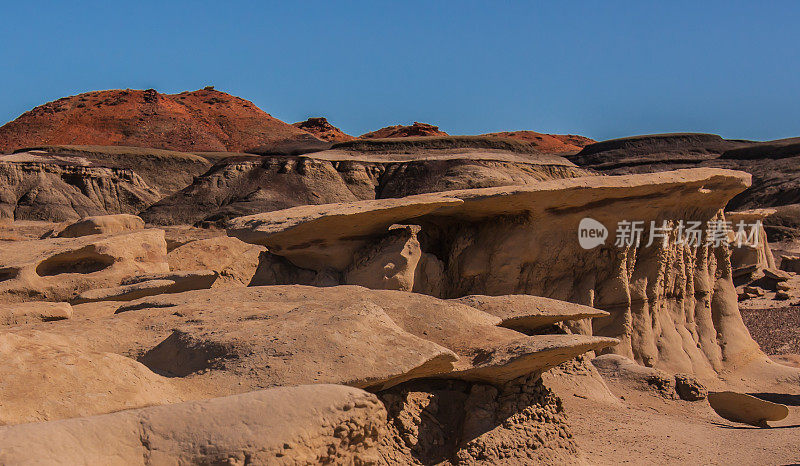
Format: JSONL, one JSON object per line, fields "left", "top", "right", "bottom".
{"left": 2, "top": 1, "right": 798, "bottom": 141}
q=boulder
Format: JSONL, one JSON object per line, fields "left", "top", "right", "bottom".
{"left": 707, "top": 391, "right": 789, "bottom": 427}
{"left": 344, "top": 224, "right": 422, "bottom": 291}
{"left": 56, "top": 214, "right": 145, "bottom": 238}
{"left": 0, "top": 301, "right": 72, "bottom": 325}
{"left": 674, "top": 373, "right": 708, "bottom": 401}
{"left": 0, "top": 229, "right": 169, "bottom": 303}
{"left": 167, "top": 236, "right": 265, "bottom": 287}
{"left": 0, "top": 332, "right": 180, "bottom": 425}
{"left": 0, "top": 384, "right": 385, "bottom": 465}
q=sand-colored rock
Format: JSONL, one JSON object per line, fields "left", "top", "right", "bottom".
{"left": 379, "top": 374, "right": 582, "bottom": 464}
{"left": 230, "top": 168, "right": 761, "bottom": 378}
{"left": 0, "top": 332, "right": 180, "bottom": 425}
{"left": 707, "top": 391, "right": 789, "bottom": 427}
{"left": 0, "top": 301, "right": 72, "bottom": 325}
{"left": 74, "top": 270, "right": 218, "bottom": 303}
{"left": 344, "top": 224, "right": 422, "bottom": 291}
{"left": 727, "top": 209, "right": 776, "bottom": 278}
{"left": 0, "top": 384, "right": 385, "bottom": 465}
{"left": 18, "top": 286, "right": 613, "bottom": 396}
{"left": 227, "top": 195, "right": 463, "bottom": 270}
{"left": 167, "top": 236, "right": 265, "bottom": 287}
{"left": 452, "top": 294, "right": 609, "bottom": 332}
{"left": 130, "top": 286, "right": 460, "bottom": 392}
{"left": 0, "top": 229, "right": 169, "bottom": 303}
{"left": 56, "top": 213, "right": 145, "bottom": 238}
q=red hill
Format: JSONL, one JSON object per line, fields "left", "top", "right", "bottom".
{"left": 360, "top": 122, "right": 448, "bottom": 139}
{"left": 0, "top": 87, "right": 312, "bottom": 153}
{"left": 292, "top": 117, "right": 354, "bottom": 142}
{"left": 483, "top": 131, "right": 596, "bottom": 153}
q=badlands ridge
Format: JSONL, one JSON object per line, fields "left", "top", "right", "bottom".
{"left": 0, "top": 88, "right": 798, "bottom": 464}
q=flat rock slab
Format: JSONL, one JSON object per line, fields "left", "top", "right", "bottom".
{"left": 452, "top": 294, "right": 609, "bottom": 331}
{"left": 227, "top": 195, "right": 462, "bottom": 269}
{"left": 0, "top": 301, "right": 72, "bottom": 325}
{"left": 708, "top": 391, "right": 789, "bottom": 427}
{"left": 0, "top": 384, "right": 385, "bottom": 465}
{"left": 75, "top": 270, "right": 218, "bottom": 303}
{"left": 117, "top": 286, "right": 616, "bottom": 391}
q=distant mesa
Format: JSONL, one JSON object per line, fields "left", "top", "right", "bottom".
{"left": 0, "top": 88, "right": 312, "bottom": 153}
{"left": 360, "top": 122, "right": 448, "bottom": 139}
{"left": 293, "top": 117, "right": 355, "bottom": 142}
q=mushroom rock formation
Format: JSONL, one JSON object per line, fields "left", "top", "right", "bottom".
{"left": 0, "top": 332, "right": 181, "bottom": 425}
{"left": 725, "top": 209, "right": 776, "bottom": 278}
{"left": 0, "top": 88, "right": 311, "bottom": 153}
{"left": 293, "top": 117, "right": 355, "bottom": 142}
{"left": 0, "top": 384, "right": 386, "bottom": 464}
{"left": 140, "top": 136, "right": 589, "bottom": 226}
{"left": 0, "top": 152, "right": 160, "bottom": 222}
{"left": 227, "top": 194, "right": 463, "bottom": 270}
{"left": 0, "top": 229, "right": 169, "bottom": 303}
{"left": 230, "top": 168, "right": 769, "bottom": 378}
{"left": 359, "top": 122, "right": 448, "bottom": 138}
{"left": 3, "top": 286, "right": 612, "bottom": 462}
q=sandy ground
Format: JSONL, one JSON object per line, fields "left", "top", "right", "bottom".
{"left": 557, "top": 304, "right": 800, "bottom": 465}
{"left": 560, "top": 375, "right": 800, "bottom": 465}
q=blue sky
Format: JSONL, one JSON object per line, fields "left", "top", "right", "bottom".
{"left": 2, "top": 1, "right": 798, "bottom": 141}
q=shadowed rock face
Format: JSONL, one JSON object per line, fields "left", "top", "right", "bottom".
{"left": 8, "top": 145, "right": 215, "bottom": 196}
{"left": 569, "top": 133, "right": 800, "bottom": 211}
{"left": 142, "top": 137, "right": 590, "bottom": 226}
{"left": 231, "top": 168, "right": 762, "bottom": 378}
{"left": 0, "top": 154, "right": 161, "bottom": 222}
